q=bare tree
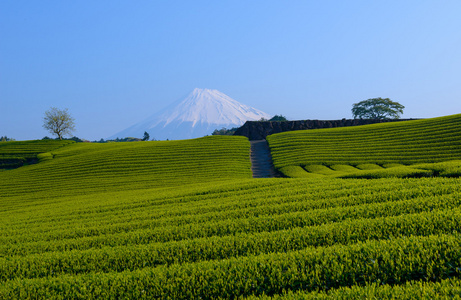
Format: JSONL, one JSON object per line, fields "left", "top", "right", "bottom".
{"left": 43, "top": 107, "right": 76, "bottom": 140}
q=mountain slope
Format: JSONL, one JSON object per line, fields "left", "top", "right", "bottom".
{"left": 111, "top": 88, "right": 270, "bottom": 140}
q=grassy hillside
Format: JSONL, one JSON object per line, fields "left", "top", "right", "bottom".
{"left": 267, "top": 114, "right": 461, "bottom": 178}
{"left": 0, "top": 135, "right": 251, "bottom": 198}
{"left": 0, "top": 139, "right": 74, "bottom": 168}
{"left": 268, "top": 114, "right": 461, "bottom": 168}
{"left": 1, "top": 115, "right": 461, "bottom": 298}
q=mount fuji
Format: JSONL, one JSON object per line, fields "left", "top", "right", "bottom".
{"left": 110, "top": 88, "right": 271, "bottom": 140}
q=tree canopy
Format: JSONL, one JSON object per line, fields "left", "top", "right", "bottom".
{"left": 142, "top": 131, "right": 150, "bottom": 141}
{"left": 43, "top": 107, "right": 76, "bottom": 140}
{"left": 212, "top": 127, "right": 239, "bottom": 136}
{"left": 352, "top": 98, "right": 404, "bottom": 119}
{"left": 258, "top": 115, "right": 288, "bottom": 122}
{"left": 269, "top": 115, "right": 288, "bottom": 121}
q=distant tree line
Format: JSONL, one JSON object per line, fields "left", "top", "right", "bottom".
{"left": 212, "top": 127, "right": 239, "bottom": 136}
{"left": 93, "top": 132, "right": 155, "bottom": 143}
{"left": 39, "top": 135, "right": 155, "bottom": 143}
{"left": 91, "top": 137, "right": 142, "bottom": 143}
{"left": 1, "top": 136, "right": 15, "bottom": 142}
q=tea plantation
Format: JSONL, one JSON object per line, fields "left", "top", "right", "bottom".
{"left": 0, "top": 139, "right": 74, "bottom": 169}
{"left": 268, "top": 114, "right": 461, "bottom": 179}
{"left": 1, "top": 115, "right": 461, "bottom": 299}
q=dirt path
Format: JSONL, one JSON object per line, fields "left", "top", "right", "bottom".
{"left": 250, "top": 140, "right": 279, "bottom": 178}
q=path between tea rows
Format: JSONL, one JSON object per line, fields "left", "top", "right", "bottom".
{"left": 250, "top": 140, "right": 279, "bottom": 178}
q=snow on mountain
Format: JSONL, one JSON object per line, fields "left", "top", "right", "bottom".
{"left": 110, "top": 88, "right": 271, "bottom": 140}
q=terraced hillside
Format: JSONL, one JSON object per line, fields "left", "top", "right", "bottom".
{"left": 1, "top": 115, "right": 461, "bottom": 298}
{"left": 0, "top": 139, "right": 74, "bottom": 169}
{"left": 267, "top": 114, "right": 461, "bottom": 178}
{"left": 0, "top": 135, "right": 251, "bottom": 198}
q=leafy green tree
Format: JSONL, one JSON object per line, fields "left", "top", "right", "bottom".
{"left": 142, "top": 131, "right": 150, "bottom": 141}
{"left": 43, "top": 107, "right": 76, "bottom": 140}
{"left": 352, "top": 98, "right": 404, "bottom": 119}
{"left": 269, "top": 115, "right": 288, "bottom": 121}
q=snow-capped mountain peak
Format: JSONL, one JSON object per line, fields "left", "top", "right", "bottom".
{"left": 110, "top": 88, "right": 270, "bottom": 140}
{"left": 163, "top": 88, "right": 268, "bottom": 126}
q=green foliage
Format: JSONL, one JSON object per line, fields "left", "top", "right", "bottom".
{"left": 67, "top": 136, "right": 84, "bottom": 142}
{"left": 278, "top": 166, "right": 322, "bottom": 178}
{"left": 247, "top": 278, "right": 461, "bottom": 299}
{"left": 142, "top": 131, "right": 150, "bottom": 141}
{"left": 106, "top": 137, "right": 143, "bottom": 142}
{"left": 269, "top": 115, "right": 288, "bottom": 121}
{"left": 0, "top": 139, "right": 74, "bottom": 169}
{"left": 1, "top": 233, "right": 461, "bottom": 298}
{"left": 37, "top": 152, "right": 53, "bottom": 162}
{"left": 3, "top": 201, "right": 461, "bottom": 280}
{"left": 352, "top": 97, "right": 404, "bottom": 119}
{"left": 268, "top": 114, "right": 461, "bottom": 168}
{"left": 0, "top": 136, "right": 14, "bottom": 142}
{"left": 280, "top": 161, "right": 461, "bottom": 179}
{"left": 329, "top": 164, "right": 360, "bottom": 172}
{"left": 356, "top": 163, "right": 383, "bottom": 170}
{"left": 2, "top": 114, "right": 461, "bottom": 298}
{"left": 212, "top": 127, "right": 239, "bottom": 136}
{"left": 339, "top": 166, "right": 433, "bottom": 179}
{"left": 304, "top": 164, "right": 342, "bottom": 175}
{"left": 0, "top": 135, "right": 251, "bottom": 197}
{"left": 413, "top": 160, "right": 461, "bottom": 177}
{"left": 255, "top": 115, "right": 288, "bottom": 122}
{"left": 1, "top": 175, "right": 461, "bottom": 298}
{"left": 43, "top": 107, "right": 76, "bottom": 140}
{"left": 382, "top": 163, "right": 405, "bottom": 168}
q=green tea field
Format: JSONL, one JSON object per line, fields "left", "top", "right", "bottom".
{"left": 1, "top": 115, "right": 461, "bottom": 299}
{"left": 268, "top": 114, "right": 461, "bottom": 179}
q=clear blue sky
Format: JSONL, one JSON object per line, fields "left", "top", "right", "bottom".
{"left": 2, "top": 1, "right": 461, "bottom": 140}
